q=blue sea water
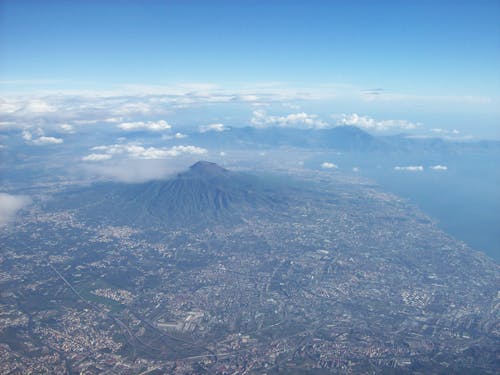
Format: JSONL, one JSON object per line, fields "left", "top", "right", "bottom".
{"left": 311, "top": 151, "right": 500, "bottom": 262}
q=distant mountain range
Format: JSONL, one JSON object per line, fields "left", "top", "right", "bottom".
{"left": 185, "top": 125, "right": 500, "bottom": 153}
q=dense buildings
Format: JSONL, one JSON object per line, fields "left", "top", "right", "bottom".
{"left": 0, "top": 163, "right": 498, "bottom": 374}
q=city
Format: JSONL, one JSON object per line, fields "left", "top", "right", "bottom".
{"left": 1, "top": 165, "right": 498, "bottom": 374}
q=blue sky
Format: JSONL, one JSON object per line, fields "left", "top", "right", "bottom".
{"left": 1, "top": 0, "right": 499, "bottom": 137}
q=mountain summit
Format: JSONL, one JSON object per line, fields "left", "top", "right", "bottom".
{"left": 188, "top": 161, "right": 228, "bottom": 176}
{"left": 137, "top": 161, "right": 286, "bottom": 224}
{"left": 58, "top": 162, "right": 288, "bottom": 227}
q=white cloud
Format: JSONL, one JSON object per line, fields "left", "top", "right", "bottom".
{"left": 430, "top": 165, "right": 448, "bottom": 171}
{"left": 0, "top": 193, "right": 31, "bottom": 225}
{"left": 82, "top": 153, "right": 113, "bottom": 162}
{"left": 239, "top": 94, "right": 259, "bottom": 102}
{"left": 199, "top": 123, "right": 228, "bottom": 133}
{"left": 137, "top": 145, "right": 206, "bottom": 159}
{"left": 112, "top": 101, "right": 152, "bottom": 116}
{"left": 32, "top": 136, "right": 63, "bottom": 145}
{"left": 60, "top": 124, "right": 74, "bottom": 133}
{"left": 22, "top": 130, "right": 32, "bottom": 141}
{"left": 251, "top": 102, "right": 270, "bottom": 107}
{"left": 251, "top": 110, "right": 328, "bottom": 129}
{"left": 321, "top": 162, "right": 338, "bottom": 169}
{"left": 0, "top": 121, "right": 16, "bottom": 129}
{"left": 431, "top": 128, "right": 460, "bottom": 135}
{"left": 0, "top": 99, "right": 21, "bottom": 114}
{"left": 175, "top": 132, "right": 187, "bottom": 139}
{"left": 74, "top": 118, "right": 123, "bottom": 125}
{"left": 21, "top": 128, "right": 63, "bottom": 145}
{"left": 352, "top": 167, "right": 360, "bottom": 172}
{"left": 162, "top": 132, "right": 188, "bottom": 140}
{"left": 0, "top": 97, "right": 54, "bottom": 115}
{"left": 83, "top": 159, "right": 184, "bottom": 183}
{"left": 1, "top": 84, "right": 493, "bottom": 145}
{"left": 90, "top": 143, "right": 207, "bottom": 160}
{"left": 118, "top": 120, "right": 171, "bottom": 132}
{"left": 394, "top": 165, "right": 424, "bottom": 171}
{"left": 219, "top": 151, "right": 226, "bottom": 156}
{"left": 24, "top": 99, "right": 56, "bottom": 113}
{"left": 336, "top": 113, "right": 420, "bottom": 131}
{"left": 0, "top": 83, "right": 495, "bottom": 134}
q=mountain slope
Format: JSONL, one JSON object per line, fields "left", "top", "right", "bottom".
{"left": 53, "top": 161, "right": 291, "bottom": 227}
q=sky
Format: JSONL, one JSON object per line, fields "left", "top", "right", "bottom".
{"left": 1, "top": 0, "right": 499, "bottom": 138}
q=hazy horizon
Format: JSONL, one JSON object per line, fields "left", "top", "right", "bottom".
{"left": 1, "top": 0, "right": 499, "bottom": 139}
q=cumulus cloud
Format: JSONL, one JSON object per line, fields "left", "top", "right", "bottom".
{"left": 162, "top": 132, "right": 187, "bottom": 140}
{"left": 238, "top": 94, "right": 259, "bottom": 102}
{"left": 0, "top": 99, "right": 21, "bottom": 114}
{"left": 24, "top": 99, "right": 56, "bottom": 114}
{"left": 88, "top": 143, "right": 207, "bottom": 160}
{"left": 21, "top": 129, "right": 63, "bottom": 145}
{"left": 0, "top": 84, "right": 495, "bottom": 136}
{"left": 430, "top": 165, "right": 448, "bottom": 171}
{"left": 22, "top": 130, "right": 32, "bottom": 141}
{"left": 32, "top": 136, "right": 64, "bottom": 145}
{"left": 118, "top": 120, "right": 171, "bottom": 132}
{"left": 321, "top": 162, "right": 338, "bottom": 169}
{"left": 82, "top": 153, "right": 113, "bottom": 162}
{"left": 60, "top": 124, "right": 74, "bottom": 133}
{"left": 74, "top": 117, "right": 123, "bottom": 125}
{"left": 112, "top": 102, "right": 152, "bottom": 116}
{"left": 251, "top": 110, "right": 328, "bottom": 129}
{"left": 0, "top": 193, "right": 31, "bottom": 225}
{"left": 394, "top": 165, "right": 424, "bottom": 171}
{"left": 336, "top": 113, "right": 420, "bottom": 131}
{"left": 199, "top": 123, "right": 228, "bottom": 133}
{"left": 0, "top": 98, "right": 55, "bottom": 115}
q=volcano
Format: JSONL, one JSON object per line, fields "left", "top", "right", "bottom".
{"left": 56, "top": 161, "right": 290, "bottom": 227}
